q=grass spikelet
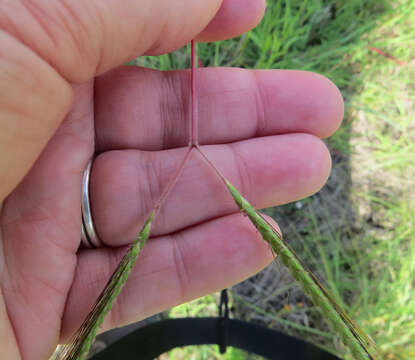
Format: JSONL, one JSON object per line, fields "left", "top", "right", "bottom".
{"left": 52, "top": 212, "right": 154, "bottom": 360}
{"left": 224, "top": 180, "right": 381, "bottom": 360}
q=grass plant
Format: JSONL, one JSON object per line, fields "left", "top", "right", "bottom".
{"left": 153, "top": 1, "right": 415, "bottom": 359}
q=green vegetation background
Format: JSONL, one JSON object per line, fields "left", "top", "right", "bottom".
{"left": 136, "top": 1, "right": 415, "bottom": 359}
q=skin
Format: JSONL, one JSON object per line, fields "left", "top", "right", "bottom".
{"left": 0, "top": 0, "right": 344, "bottom": 359}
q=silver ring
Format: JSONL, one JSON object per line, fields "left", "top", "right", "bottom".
{"left": 81, "top": 159, "right": 103, "bottom": 248}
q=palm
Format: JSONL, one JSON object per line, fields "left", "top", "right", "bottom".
{"left": 0, "top": 66, "right": 342, "bottom": 360}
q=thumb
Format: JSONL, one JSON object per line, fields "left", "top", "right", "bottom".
{"left": 0, "top": 31, "right": 72, "bottom": 201}
{"left": 0, "top": 0, "right": 224, "bottom": 83}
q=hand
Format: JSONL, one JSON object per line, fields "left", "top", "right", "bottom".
{"left": 0, "top": 1, "right": 343, "bottom": 359}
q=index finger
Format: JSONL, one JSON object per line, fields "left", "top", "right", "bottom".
{"left": 94, "top": 67, "right": 344, "bottom": 152}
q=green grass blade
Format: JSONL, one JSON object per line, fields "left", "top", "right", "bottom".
{"left": 52, "top": 211, "right": 155, "bottom": 360}
{"left": 225, "top": 180, "right": 381, "bottom": 360}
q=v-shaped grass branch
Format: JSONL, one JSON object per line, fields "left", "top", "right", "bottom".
{"left": 53, "top": 41, "right": 380, "bottom": 360}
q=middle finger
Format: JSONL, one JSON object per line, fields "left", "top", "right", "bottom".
{"left": 90, "top": 133, "right": 330, "bottom": 246}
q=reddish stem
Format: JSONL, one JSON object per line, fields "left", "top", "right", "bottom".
{"left": 196, "top": 146, "right": 227, "bottom": 186}
{"left": 369, "top": 46, "right": 405, "bottom": 66}
{"left": 153, "top": 147, "right": 193, "bottom": 217}
{"left": 190, "top": 40, "right": 199, "bottom": 146}
{"left": 153, "top": 40, "right": 200, "bottom": 216}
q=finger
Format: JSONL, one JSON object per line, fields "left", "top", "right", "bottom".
{"left": 0, "top": 0, "right": 264, "bottom": 83}
{"left": 61, "top": 212, "right": 275, "bottom": 339}
{"left": 90, "top": 133, "right": 330, "bottom": 247}
{"left": 94, "top": 67, "right": 343, "bottom": 152}
{"left": 0, "top": 82, "right": 94, "bottom": 360}
{"left": 0, "top": 31, "right": 72, "bottom": 201}
{"left": 196, "top": 0, "right": 266, "bottom": 42}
